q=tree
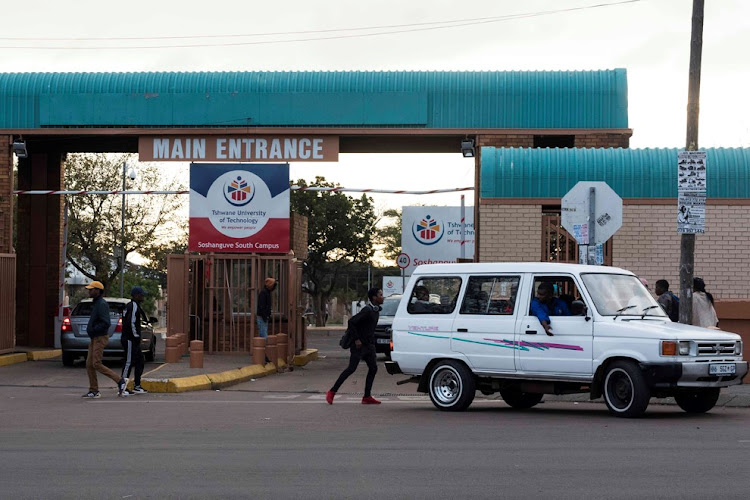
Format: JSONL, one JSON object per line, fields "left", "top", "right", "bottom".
{"left": 376, "top": 208, "right": 402, "bottom": 263}
{"left": 291, "top": 177, "right": 376, "bottom": 326}
{"left": 65, "top": 153, "right": 186, "bottom": 292}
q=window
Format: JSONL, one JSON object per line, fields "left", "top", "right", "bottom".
{"left": 407, "top": 277, "right": 462, "bottom": 314}
{"left": 72, "top": 300, "right": 126, "bottom": 317}
{"left": 541, "top": 208, "right": 613, "bottom": 265}
{"left": 533, "top": 135, "right": 575, "bottom": 148}
{"left": 531, "top": 275, "right": 587, "bottom": 317}
{"left": 460, "top": 276, "right": 520, "bottom": 315}
{"left": 581, "top": 273, "right": 666, "bottom": 317}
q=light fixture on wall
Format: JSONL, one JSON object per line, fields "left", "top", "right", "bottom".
{"left": 12, "top": 140, "right": 28, "bottom": 158}
{"left": 460, "top": 138, "right": 475, "bottom": 158}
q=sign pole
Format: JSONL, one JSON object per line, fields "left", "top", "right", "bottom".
{"left": 460, "top": 195, "right": 466, "bottom": 260}
{"left": 587, "top": 187, "right": 596, "bottom": 265}
{"left": 679, "top": 0, "right": 704, "bottom": 324}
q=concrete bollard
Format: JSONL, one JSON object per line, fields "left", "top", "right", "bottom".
{"left": 265, "top": 334, "right": 278, "bottom": 367}
{"left": 251, "top": 337, "right": 266, "bottom": 366}
{"left": 189, "top": 340, "right": 204, "bottom": 368}
{"left": 276, "top": 333, "right": 289, "bottom": 366}
{"left": 177, "top": 333, "right": 188, "bottom": 356}
{"left": 165, "top": 335, "right": 181, "bottom": 363}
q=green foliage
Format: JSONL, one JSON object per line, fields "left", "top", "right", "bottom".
{"left": 291, "top": 176, "right": 376, "bottom": 325}
{"left": 376, "top": 208, "right": 402, "bottom": 263}
{"left": 64, "top": 153, "right": 186, "bottom": 287}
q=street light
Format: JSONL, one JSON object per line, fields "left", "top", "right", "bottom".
{"left": 120, "top": 163, "right": 136, "bottom": 298}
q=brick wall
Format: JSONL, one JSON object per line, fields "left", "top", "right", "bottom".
{"left": 614, "top": 204, "right": 750, "bottom": 300}
{"left": 479, "top": 204, "right": 542, "bottom": 262}
{"left": 477, "top": 135, "right": 534, "bottom": 148}
{"left": 574, "top": 133, "right": 630, "bottom": 148}
{"left": 290, "top": 212, "right": 308, "bottom": 260}
{"left": 0, "top": 136, "right": 12, "bottom": 254}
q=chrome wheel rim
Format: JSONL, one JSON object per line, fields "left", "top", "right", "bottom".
{"left": 430, "top": 366, "right": 462, "bottom": 406}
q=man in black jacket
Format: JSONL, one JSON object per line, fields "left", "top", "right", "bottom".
{"left": 121, "top": 286, "right": 149, "bottom": 395}
{"left": 256, "top": 277, "right": 276, "bottom": 339}
{"left": 327, "top": 287, "right": 384, "bottom": 405}
{"left": 82, "top": 281, "right": 128, "bottom": 398}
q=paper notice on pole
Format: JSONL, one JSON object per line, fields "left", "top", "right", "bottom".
{"left": 572, "top": 223, "right": 589, "bottom": 245}
{"left": 677, "top": 151, "right": 707, "bottom": 193}
{"left": 578, "top": 245, "right": 587, "bottom": 265}
{"left": 677, "top": 192, "right": 706, "bottom": 234}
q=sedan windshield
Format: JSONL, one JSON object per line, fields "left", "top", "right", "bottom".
{"left": 380, "top": 297, "right": 401, "bottom": 316}
{"left": 581, "top": 274, "right": 666, "bottom": 317}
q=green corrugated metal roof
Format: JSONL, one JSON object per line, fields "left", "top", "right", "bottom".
{"left": 481, "top": 147, "right": 750, "bottom": 199}
{"left": 0, "top": 70, "right": 628, "bottom": 129}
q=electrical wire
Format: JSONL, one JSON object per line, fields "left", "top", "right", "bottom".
{"left": 0, "top": 0, "right": 641, "bottom": 50}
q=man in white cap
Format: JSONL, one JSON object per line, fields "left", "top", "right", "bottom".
{"left": 82, "top": 281, "right": 128, "bottom": 398}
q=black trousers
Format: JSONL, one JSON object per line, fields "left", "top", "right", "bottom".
{"left": 121, "top": 339, "right": 144, "bottom": 386}
{"left": 331, "top": 344, "right": 378, "bottom": 397}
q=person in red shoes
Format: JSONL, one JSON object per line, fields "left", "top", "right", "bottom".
{"left": 327, "top": 287, "right": 384, "bottom": 405}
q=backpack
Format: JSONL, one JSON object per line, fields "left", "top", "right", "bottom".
{"left": 668, "top": 292, "right": 680, "bottom": 322}
{"left": 339, "top": 326, "right": 355, "bottom": 349}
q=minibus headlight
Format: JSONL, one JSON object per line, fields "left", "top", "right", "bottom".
{"left": 678, "top": 341, "right": 690, "bottom": 356}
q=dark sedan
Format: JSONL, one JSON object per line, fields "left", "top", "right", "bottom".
{"left": 60, "top": 298, "right": 157, "bottom": 366}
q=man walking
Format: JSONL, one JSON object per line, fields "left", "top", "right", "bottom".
{"left": 655, "top": 279, "right": 679, "bottom": 322}
{"left": 82, "top": 281, "right": 128, "bottom": 398}
{"left": 256, "top": 277, "right": 276, "bottom": 339}
{"left": 121, "top": 286, "right": 149, "bottom": 395}
{"left": 327, "top": 287, "right": 384, "bottom": 405}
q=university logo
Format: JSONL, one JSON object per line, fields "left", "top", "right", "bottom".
{"left": 387, "top": 280, "right": 394, "bottom": 288}
{"left": 412, "top": 215, "right": 444, "bottom": 245}
{"left": 223, "top": 176, "right": 254, "bottom": 206}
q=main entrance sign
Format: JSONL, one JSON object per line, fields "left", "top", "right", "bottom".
{"left": 139, "top": 135, "right": 339, "bottom": 162}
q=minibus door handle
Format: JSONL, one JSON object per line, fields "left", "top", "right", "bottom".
{"left": 457, "top": 328, "right": 468, "bottom": 332}
{"left": 525, "top": 330, "right": 537, "bottom": 335}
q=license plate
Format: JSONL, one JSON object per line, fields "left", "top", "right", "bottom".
{"left": 377, "top": 339, "right": 390, "bottom": 344}
{"left": 709, "top": 363, "right": 736, "bottom": 375}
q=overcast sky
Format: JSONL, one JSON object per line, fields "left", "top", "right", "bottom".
{"left": 4, "top": 0, "right": 749, "bottom": 227}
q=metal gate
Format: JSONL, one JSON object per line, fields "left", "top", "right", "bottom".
{"left": 542, "top": 213, "right": 612, "bottom": 265}
{"left": 0, "top": 254, "right": 16, "bottom": 354}
{"left": 167, "top": 254, "right": 304, "bottom": 358}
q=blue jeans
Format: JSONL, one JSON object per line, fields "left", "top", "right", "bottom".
{"left": 256, "top": 317, "right": 268, "bottom": 338}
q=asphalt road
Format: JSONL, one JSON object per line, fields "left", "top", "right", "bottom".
{"left": 1, "top": 336, "right": 750, "bottom": 499}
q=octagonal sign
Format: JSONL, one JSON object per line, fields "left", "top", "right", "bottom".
{"left": 561, "top": 181, "right": 622, "bottom": 245}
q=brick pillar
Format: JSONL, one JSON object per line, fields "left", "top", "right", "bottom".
{"left": 0, "top": 136, "right": 12, "bottom": 254}
{"left": 16, "top": 151, "right": 64, "bottom": 347}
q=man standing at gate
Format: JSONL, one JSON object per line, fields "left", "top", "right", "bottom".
{"left": 82, "top": 281, "right": 128, "bottom": 398}
{"left": 327, "top": 287, "right": 384, "bottom": 405}
{"left": 257, "top": 277, "right": 276, "bottom": 339}
{"left": 120, "top": 286, "right": 149, "bottom": 395}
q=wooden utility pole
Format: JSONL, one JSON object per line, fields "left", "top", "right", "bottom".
{"left": 679, "top": 0, "right": 704, "bottom": 324}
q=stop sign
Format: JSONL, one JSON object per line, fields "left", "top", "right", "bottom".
{"left": 561, "top": 182, "right": 622, "bottom": 245}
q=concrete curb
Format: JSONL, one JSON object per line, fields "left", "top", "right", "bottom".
{"left": 26, "top": 349, "right": 62, "bottom": 361}
{"left": 294, "top": 349, "right": 319, "bottom": 366}
{"left": 137, "top": 361, "right": 285, "bottom": 393}
{"left": 0, "top": 349, "right": 62, "bottom": 366}
{"left": 0, "top": 353, "right": 28, "bottom": 367}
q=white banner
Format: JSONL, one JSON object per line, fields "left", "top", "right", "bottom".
{"left": 400, "top": 206, "right": 475, "bottom": 275}
{"left": 383, "top": 275, "right": 410, "bottom": 297}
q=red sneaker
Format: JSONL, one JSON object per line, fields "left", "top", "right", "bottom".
{"left": 326, "top": 390, "right": 335, "bottom": 405}
{"left": 361, "top": 396, "right": 381, "bottom": 405}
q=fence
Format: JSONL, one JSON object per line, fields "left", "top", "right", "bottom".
{"left": 542, "top": 213, "right": 613, "bottom": 265}
{"left": 167, "top": 253, "right": 305, "bottom": 358}
{"left": 0, "top": 254, "right": 16, "bottom": 354}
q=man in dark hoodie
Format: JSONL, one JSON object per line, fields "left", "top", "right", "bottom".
{"left": 327, "top": 287, "right": 384, "bottom": 405}
{"left": 256, "top": 277, "right": 276, "bottom": 339}
{"left": 82, "top": 281, "right": 128, "bottom": 398}
{"left": 120, "top": 286, "right": 150, "bottom": 395}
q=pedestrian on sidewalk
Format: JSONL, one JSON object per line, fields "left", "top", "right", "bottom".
{"left": 692, "top": 277, "right": 719, "bottom": 328}
{"left": 655, "top": 279, "right": 679, "bottom": 322}
{"left": 257, "top": 277, "right": 276, "bottom": 339}
{"left": 82, "top": 281, "right": 128, "bottom": 398}
{"left": 120, "top": 286, "right": 150, "bottom": 395}
{"left": 327, "top": 287, "right": 384, "bottom": 405}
